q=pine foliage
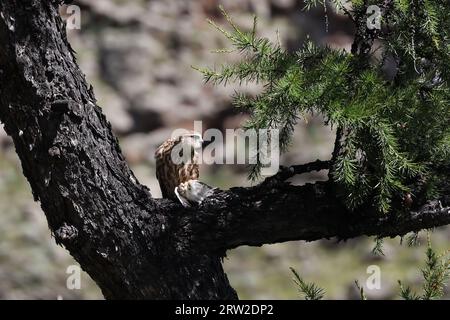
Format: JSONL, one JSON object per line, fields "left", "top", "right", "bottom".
{"left": 399, "top": 236, "right": 450, "bottom": 300}
{"left": 197, "top": 3, "right": 450, "bottom": 214}
{"left": 290, "top": 267, "right": 325, "bottom": 300}
{"left": 292, "top": 238, "right": 449, "bottom": 300}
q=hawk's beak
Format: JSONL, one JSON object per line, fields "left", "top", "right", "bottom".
{"left": 201, "top": 139, "right": 210, "bottom": 149}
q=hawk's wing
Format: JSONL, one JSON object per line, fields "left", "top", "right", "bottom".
{"left": 155, "top": 138, "right": 178, "bottom": 199}
{"left": 155, "top": 158, "right": 171, "bottom": 199}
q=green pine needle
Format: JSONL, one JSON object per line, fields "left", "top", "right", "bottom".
{"left": 290, "top": 267, "right": 325, "bottom": 300}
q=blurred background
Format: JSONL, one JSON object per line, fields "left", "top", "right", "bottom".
{"left": 0, "top": 0, "right": 448, "bottom": 299}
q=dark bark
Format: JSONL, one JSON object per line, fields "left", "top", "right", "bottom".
{"left": 192, "top": 183, "right": 449, "bottom": 251}
{"left": 0, "top": 1, "right": 448, "bottom": 299}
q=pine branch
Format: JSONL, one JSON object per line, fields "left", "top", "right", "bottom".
{"left": 398, "top": 236, "right": 450, "bottom": 300}
{"left": 198, "top": 6, "right": 449, "bottom": 214}
{"left": 372, "top": 237, "right": 385, "bottom": 256}
{"left": 354, "top": 280, "right": 368, "bottom": 300}
{"left": 290, "top": 267, "right": 325, "bottom": 300}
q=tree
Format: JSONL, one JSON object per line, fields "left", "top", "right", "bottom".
{"left": 0, "top": 0, "right": 448, "bottom": 299}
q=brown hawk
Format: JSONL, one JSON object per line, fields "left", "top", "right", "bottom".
{"left": 155, "top": 132, "right": 202, "bottom": 201}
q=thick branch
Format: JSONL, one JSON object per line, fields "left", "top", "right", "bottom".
{"left": 178, "top": 181, "right": 450, "bottom": 252}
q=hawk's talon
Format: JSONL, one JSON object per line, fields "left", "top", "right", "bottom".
{"left": 175, "top": 186, "right": 192, "bottom": 208}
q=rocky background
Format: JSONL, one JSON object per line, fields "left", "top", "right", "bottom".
{"left": 0, "top": 0, "right": 448, "bottom": 299}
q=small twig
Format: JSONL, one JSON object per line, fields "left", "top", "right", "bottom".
{"left": 331, "top": 127, "right": 344, "bottom": 162}
{"left": 328, "top": 126, "right": 344, "bottom": 179}
{"left": 262, "top": 159, "right": 330, "bottom": 186}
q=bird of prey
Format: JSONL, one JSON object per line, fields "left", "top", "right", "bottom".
{"left": 155, "top": 132, "right": 203, "bottom": 201}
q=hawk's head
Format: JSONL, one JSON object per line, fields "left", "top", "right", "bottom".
{"left": 177, "top": 132, "right": 203, "bottom": 151}
{"left": 171, "top": 132, "right": 203, "bottom": 163}
{"left": 155, "top": 131, "right": 203, "bottom": 160}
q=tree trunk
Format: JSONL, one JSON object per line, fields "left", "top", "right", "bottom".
{"left": 0, "top": 0, "right": 448, "bottom": 299}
